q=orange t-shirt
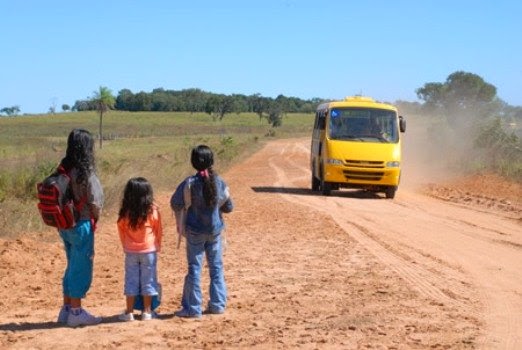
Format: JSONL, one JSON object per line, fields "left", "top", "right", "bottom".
{"left": 117, "top": 205, "right": 162, "bottom": 253}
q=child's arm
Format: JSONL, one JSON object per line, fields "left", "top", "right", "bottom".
{"left": 170, "top": 181, "right": 186, "bottom": 212}
{"left": 154, "top": 207, "right": 163, "bottom": 253}
{"left": 220, "top": 184, "right": 234, "bottom": 213}
{"left": 170, "top": 180, "right": 189, "bottom": 249}
{"left": 116, "top": 218, "right": 126, "bottom": 247}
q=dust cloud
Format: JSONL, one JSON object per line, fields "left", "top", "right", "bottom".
{"left": 400, "top": 113, "right": 476, "bottom": 190}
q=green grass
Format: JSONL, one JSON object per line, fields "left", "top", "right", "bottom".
{"left": 0, "top": 111, "right": 314, "bottom": 237}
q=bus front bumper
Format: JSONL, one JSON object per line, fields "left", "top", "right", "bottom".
{"left": 323, "top": 163, "right": 401, "bottom": 186}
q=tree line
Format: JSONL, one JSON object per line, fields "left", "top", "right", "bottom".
{"left": 1, "top": 71, "right": 520, "bottom": 178}
{"left": 72, "top": 88, "right": 321, "bottom": 118}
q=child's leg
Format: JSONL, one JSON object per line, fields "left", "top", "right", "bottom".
{"left": 142, "top": 295, "right": 152, "bottom": 314}
{"left": 181, "top": 233, "right": 206, "bottom": 315}
{"left": 139, "top": 252, "right": 158, "bottom": 314}
{"left": 205, "top": 234, "right": 227, "bottom": 312}
{"left": 70, "top": 297, "right": 81, "bottom": 308}
{"left": 125, "top": 296, "right": 135, "bottom": 314}
{"left": 124, "top": 253, "right": 140, "bottom": 313}
{"left": 62, "top": 221, "right": 95, "bottom": 302}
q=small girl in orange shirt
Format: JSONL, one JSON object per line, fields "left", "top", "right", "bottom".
{"left": 117, "top": 177, "right": 162, "bottom": 321}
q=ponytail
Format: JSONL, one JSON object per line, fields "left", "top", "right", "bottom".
{"left": 191, "top": 145, "right": 218, "bottom": 208}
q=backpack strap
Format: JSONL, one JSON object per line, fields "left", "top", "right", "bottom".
{"left": 58, "top": 165, "right": 92, "bottom": 227}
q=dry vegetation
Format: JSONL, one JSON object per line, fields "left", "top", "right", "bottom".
{"left": 0, "top": 111, "right": 313, "bottom": 237}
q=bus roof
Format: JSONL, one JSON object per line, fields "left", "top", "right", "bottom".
{"left": 317, "top": 96, "right": 397, "bottom": 112}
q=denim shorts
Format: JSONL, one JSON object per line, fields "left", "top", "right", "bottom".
{"left": 124, "top": 251, "right": 159, "bottom": 296}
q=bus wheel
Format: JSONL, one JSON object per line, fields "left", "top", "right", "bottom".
{"left": 322, "top": 182, "right": 331, "bottom": 196}
{"left": 320, "top": 166, "right": 331, "bottom": 196}
{"left": 321, "top": 179, "right": 332, "bottom": 196}
{"left": 311, "top": 174, "right": 320, "bottom": 191}
{"left": 385, "top": 186, "right": 397, "bottom": 199}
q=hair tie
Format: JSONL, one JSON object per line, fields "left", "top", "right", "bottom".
{"left": 198, "top": 169, "right": 209, "bottom": 178}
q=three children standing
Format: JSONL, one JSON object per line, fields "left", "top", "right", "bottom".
{"left": 54, "top": 136, "right": 232, "bottom": 325}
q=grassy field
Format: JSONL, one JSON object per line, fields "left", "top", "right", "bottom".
{"left": 0, "top": 111, "right": 314, "bottom": 236}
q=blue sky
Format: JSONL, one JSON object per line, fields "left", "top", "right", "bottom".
{"left": 1, "top": 0, "right": 521, "bottom": 114}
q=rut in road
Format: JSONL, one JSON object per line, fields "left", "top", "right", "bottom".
{"left": 267, "top": 141, "right": 469, "bottom": 309}
{"left": 263, "top": 139, "right": 521, "bottom": 349}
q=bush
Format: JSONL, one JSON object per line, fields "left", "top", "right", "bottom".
{"left": 474, "top": 118, "right": 522, "bottom": 180}
{"left": 0, "top": 162, "right": 55, "bottom": 202}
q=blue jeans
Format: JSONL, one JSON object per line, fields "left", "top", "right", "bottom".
{"left": 59, "top": 220, "right": 94, "bottom": 298}
{"left": 124, "top": 251, "right": 159, "bottom": 296}
{"left": 181, "top": 232, "right": 227, "bottom": 315}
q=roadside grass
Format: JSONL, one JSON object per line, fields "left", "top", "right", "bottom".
{"left": 0, "top": 111, "right": 314, "bottom": 237}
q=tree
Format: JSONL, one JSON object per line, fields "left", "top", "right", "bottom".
{"left": 91, "top": 86, "right": 115, "bottom": 148}
{"left": 72, "top": 99, "right": 95, "bottom": 111}
{"left": 416, "top": 71, "right": 497, "bottom": 127}
{"left": 62, "top": 104, "right": 70, "bottom": 112}
{"left": 0, "top": 105, "right": 20, "bottom": 116}
{"left": 115, "top": 89, "right": 134, "bottom": 110}
{"left": 204, "top": 94, "right": 234, "bottom": 120}
{"left": 249, "top": 94, "right": 271, "bottom": 120}
{"left": 266, "top": 100, "right": 283, "bottom": 127}
{"left": 49, "top": 97, "right": 57, "bottom": 115}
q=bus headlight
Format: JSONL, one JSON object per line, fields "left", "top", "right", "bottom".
{"left": 326, "top": 158, "right": 343, "bottom": 165}
{"left": 386, "top": 161, "right": 400, "bottom": 168}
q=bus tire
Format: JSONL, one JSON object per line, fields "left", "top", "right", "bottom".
{"left": 385, "top": 186, "right": 397, "bottom": 199}
{"left": 321, "top": 181, "right": 331, "bottom": 196}
{"left": 320, "top": 166, "right": 331, "bottom": 196}
{"left": 311, "top": 174, "right": 320, "bottom": 191}
{"left": 321, "top": 177, "right": 332, "bottom": 196}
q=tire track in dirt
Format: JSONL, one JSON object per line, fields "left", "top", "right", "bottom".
{"left": 265, "top": 138, "right": 521, "bottom": 349}
{"left": 268, "top": 141, "right": 466, "bottom": 308}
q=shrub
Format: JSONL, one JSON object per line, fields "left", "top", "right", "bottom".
{"left": 474, "top": 118, "right": 522, "bottom": 180}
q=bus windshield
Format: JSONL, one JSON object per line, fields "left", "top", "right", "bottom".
{"left": 328, "top": 108, "right": 398, "bottom": 143}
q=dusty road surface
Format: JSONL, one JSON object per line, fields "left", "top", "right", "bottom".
{"left": 1, "top": 137, "right": 521, "bottom": 349}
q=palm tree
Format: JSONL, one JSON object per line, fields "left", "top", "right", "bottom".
{"left": 92, "top": 86, "right": 115, "bottom": 149}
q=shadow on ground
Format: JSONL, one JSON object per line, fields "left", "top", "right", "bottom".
{"left": 251, "top": 186, "right": 383, "bottom": 199}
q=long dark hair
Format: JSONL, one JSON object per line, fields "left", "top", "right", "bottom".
{"left": 118, "top": 177, "right": 154, "bottom": 230}
{"left": 60, "top": 128, "right": 95, "bottom": 184}
{"left": 191, "top": 145, "right": 217, "bottom": 207}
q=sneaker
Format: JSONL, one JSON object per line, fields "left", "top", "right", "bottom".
{"left": 67, "top": 308, "right": 102, "bottom": 327}
{"left": 118, "top": 312, "right": 135, "bottom": 322}
{"left": 203, "top": 308, "right": 225, "bottom": 315}
{"left": 141, "top": 311, "right": 159, "bottom": 321}
{"left": 174, "top": 309, "right": 201, "bottom": 319}
{"left": 57, "top": 305, "right": 70, "bottom": 323}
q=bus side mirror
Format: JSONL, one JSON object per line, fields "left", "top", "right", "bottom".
{"left": 399, "top": 116, "right": 406, "bottom": 133}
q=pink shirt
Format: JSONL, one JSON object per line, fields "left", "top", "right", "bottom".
{"left": 117, "top": 205, "right": 162, "bottom": 253}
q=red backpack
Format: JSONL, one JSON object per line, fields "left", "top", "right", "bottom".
{"left": 36, "top": 166, "right": 85, "bottom": 230}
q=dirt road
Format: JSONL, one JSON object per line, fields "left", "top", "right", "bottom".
{"left": 258, "top": 138, "right": 521, "bottom": 349}
{"left": 1, "top": 138, "right": 521, "bottom": 349}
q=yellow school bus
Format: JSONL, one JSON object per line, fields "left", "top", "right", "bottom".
{"left": 310, "top": 96, "right": 406, "bottom": 198}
